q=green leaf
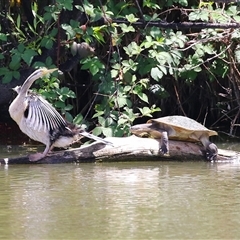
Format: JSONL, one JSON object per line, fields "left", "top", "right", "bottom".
{"left": 92, "top": 126, "right": 103, "bottom": 136}
{"left": 124, "top": 85, "right": 132, "bottom": 92}
{"left": 158, "top": 65, "right": 167, "bottom": 75}
{"left": 52, "top": 82, "right": 59, "bottom": 89}
{"left": 89, "top": 64, "right": 99, "bottom": 76}
{"left": 102, "top": 127, "right": 113, "bottom": 137}
{"left": 226, "top": 5, "right": 237, "bottom": 16}
{"left": 0, "top": 67, "right": 10, "bottom": 76}
{"left": 189, "top": 10, "right": 209, "bottom": 21}
{"left": 0, "top": 33, "right": 7, "bottom": 41}
{"left": 111, "top": 69, "right": 119, "bottom": 78}
{"left": 13, "top": 71, "right": 20, "bottom": 79}
{"left": 22, "top": 49, "right": 38, "bottom": 65}
{"left": 65, "top": 112, "right": 73, "bottom": 122}
{"left": 156, "top": 51, "right": 173, "bottom": 65}
{"left": 61, "top": 24, "right": 75, "bottom": 39}
{"left": 59, "top": 87, "right": 69, "bottom": 95}
{"left": 93, "top": 29, "right": 105, "bottom": 43}
{"left": 17, "top": 43, "right": 25, "bottom": 54}
{"left": 17, "top": 14, "right": 21, "bottom": 29}
{"left": 151, "top": 67, "right": 163, "bottom": 81}
{"left": 116, "top": 96, "right": 129, "bottom": 108}
{"left": 122, "top": 59, "right": 138, "bottom": 72}
{"left": 150, "top": 84, "right": 169, "bottom": 98}
{"left": 41, "top": 37, "right": 54, "bottom": 49}
{"left": 55, "top": 101, "right": 65, "bottom": 109}
{"left": 119, "top": 23, "right": 135, "bottom": 33}
{"left": 234, "top": 16, "right": 240, "bottom": 22}
{"left": 178, "top": 0, "right": 188, "bottom": 6}
{"left": 137, "top": 92, "right": 149, "bottom": 103}
{"left": 167, "top": 31, "right": 187, "bottom": 48}
{"left": 92, "top": 111, "right": 105, "bottom": 118}
{"left": 75, "top": 2, "right": 95, "bottom": 18}
{"left": 138, "top": 107, "right": 153, "bottom": 117}
{"left": 98, "top": 116, "right": 107, "bottom": 126}
{"left": 58, "top": 0, "right": 73, "bottom": 10}
{"left": 9, "top": 55, "right": 21, "bottom": 70}
{"left": 32, "top": 61, "right": 46, "bottom": 68}
{"left": 45, "top": 56, "right": 53, "bottom": 66}
{"left": 143, "top": 0, "right": 160, "bottom": 9}
{"left": 50, "top": 28, "right": 58, "bottom": 37}
{"left": 150, "top": 27, "right": 162, "bottom": 39}
{"left": 126, "top": 14, "right": 139, "bottom": 23}
{"left": 2, "top": 73, "right": 13, "bottom": 83}
{"left": 64, "top": 104, "right": 73, "bottom": 111}
{"left": 123, "top": 42, "right": 142, "bottom": 57}
{"left": 123, "top": 107, "right": 137, "bottom": 122}
{"left": 73, "top": 113, "right": 84, "bottom": 125}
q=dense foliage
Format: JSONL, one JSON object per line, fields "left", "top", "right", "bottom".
{"left": 1, "top": 0, "right": 240, "bottom": 137}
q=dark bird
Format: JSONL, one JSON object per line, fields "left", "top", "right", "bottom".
{"left": 9, "top": 68, "right": 112, "bottom": 161}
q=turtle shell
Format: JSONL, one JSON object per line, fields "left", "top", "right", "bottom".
{"left": 147, "top": 115, "right": 217, "bottom": 142}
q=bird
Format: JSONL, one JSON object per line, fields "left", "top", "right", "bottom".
{"left": 9, "top": 68, "right": 113, "bottom": 161}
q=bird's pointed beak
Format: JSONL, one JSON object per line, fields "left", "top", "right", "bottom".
{"left": 42, "top": 68, "right": 58, "bottom": 75}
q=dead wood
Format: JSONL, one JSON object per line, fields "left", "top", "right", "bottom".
{"left": 0, "top": 136, "right": 239, "bottom": 164}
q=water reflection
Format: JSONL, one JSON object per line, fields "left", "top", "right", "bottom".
{"left": 0, "top": 162, "right": 240, "bottom": 239}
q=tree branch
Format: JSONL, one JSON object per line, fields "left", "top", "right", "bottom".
{"left": 114, "top": 19, "right": 240, "bottom": 30}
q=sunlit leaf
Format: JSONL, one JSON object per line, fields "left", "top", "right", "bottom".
{"left": 126, "top": 14, "right": 139, "bottom": 23}
{"left": 151, "top": 67, "right": 163, "bottom": 81}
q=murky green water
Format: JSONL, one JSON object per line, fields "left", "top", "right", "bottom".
{"left": 0, "top": 153, "right": 240, "bottom": 239}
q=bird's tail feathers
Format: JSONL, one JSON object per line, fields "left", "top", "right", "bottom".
{"left": 80, "top": 131, "right": 113, "bottom": 146}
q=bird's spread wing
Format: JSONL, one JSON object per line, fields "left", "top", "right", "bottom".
{"left": 25, "top": 93, "right": 67, "bottom": 133}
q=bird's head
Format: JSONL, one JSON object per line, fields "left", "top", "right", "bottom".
{"left": 11, "top": 68, "right": 58, "bottom": 95}
{"left": 30, "top": 67, "right": 58, "bottom": 79}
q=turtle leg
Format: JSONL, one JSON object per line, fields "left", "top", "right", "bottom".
{"left": 160, "top": 131, "right": 169, "bottom": 155}
{"left": 205, "top": 142, "right": 218, "bottom": 161}
{"left": 200, "top": 135, "right": 218, "bottom": 161}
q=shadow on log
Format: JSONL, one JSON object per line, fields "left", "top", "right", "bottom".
{"left": 0, "top": 136, "right": 239, "bottom": 164}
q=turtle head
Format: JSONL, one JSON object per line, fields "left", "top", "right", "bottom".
{"left": 131, "top": 123, "right": 163, "bottom": 139}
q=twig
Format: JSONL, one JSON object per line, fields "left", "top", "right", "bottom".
{"left": 134, "top": 0, "right": 145, "bottom": 23}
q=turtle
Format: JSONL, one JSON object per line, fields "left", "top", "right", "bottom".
{"left": 130, "top": 115, "right": 218, "bottom": 160}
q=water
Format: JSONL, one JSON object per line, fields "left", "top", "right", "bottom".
{"left": 0, "top": 160, "right": 240, "bottom": 239}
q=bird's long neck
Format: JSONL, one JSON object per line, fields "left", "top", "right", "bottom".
{"left": 19, "top": 71, "right": 41, "bottom": 97}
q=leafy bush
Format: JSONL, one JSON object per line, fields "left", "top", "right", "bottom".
{"left": 1, "top": 0, "right": 240, "bottom": 136}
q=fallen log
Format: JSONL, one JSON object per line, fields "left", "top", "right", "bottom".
{"left": 0, "top": 136, "right": 239, "bottom": 164}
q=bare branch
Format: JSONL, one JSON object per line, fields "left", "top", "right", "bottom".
{"left": 114, "top": 19, "right": 240, "bottom": 30}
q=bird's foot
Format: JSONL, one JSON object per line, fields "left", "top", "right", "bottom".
{"left": 159, "top": 146, "right": 170, "bottom": 156}
{"left": 29, "top": 153, "right": 46, "bottom": 162}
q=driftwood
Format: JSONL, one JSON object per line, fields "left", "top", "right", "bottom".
{"left": 0, "top": 135, "right": 239, "bottom": 164}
